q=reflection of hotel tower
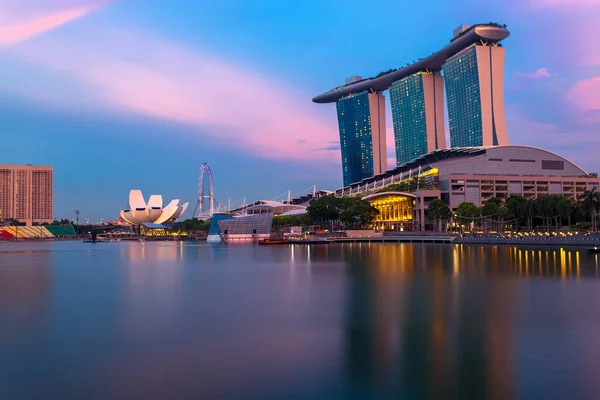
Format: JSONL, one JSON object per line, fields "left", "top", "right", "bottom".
{"left": 314, "top": 24, "right": 510, "bottom": 185}
{"left": 341, "top": 244, "right": 516, "bottom": 397}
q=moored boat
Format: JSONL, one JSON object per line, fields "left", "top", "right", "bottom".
{"left": 588, "top": 247, "right": 600, "bottom": 254}
{"left": 258, "top": 238, "right": 288, "bottom": 245}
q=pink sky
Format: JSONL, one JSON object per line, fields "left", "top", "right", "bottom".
{"left": 0, "top": 1, "right": 106, "bottom": 46}
{"left": 2, "top": 0, "right": 600, "bottom": 168}
{"left": 2, "top": 1, "right": 340, "bottom": 163}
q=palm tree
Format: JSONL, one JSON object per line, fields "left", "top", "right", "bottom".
{"left": 557, "top": 196, "right": 573, "bottom": 229}
{"left": 522, "top": 198, "right": 536, "bottom": 231}
{"left": 506, "top": 195, "right": 526, "bottom": 230}
{"left": 578, "top": 188, "right": 600, "bottom": 231}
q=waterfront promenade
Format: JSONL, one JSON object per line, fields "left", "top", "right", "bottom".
{"left": 292, "top": 231, "right": 600, "bottom": 247}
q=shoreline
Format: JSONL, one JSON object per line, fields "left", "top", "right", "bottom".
{"left": 3, "top": 235, "right": 600, "bottom": 248}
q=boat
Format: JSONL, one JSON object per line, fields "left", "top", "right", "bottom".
{"left": 258, "top": 238, "right": 288, "bottom": 245}
{"left": 588, "top": 247, "right": 600, "bottom": 254}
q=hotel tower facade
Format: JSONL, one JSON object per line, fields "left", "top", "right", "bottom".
{"left": 336, "top": 76, "right": 387, "bottom": 186}
{"left": 314, "top": 24, "right": 510, "bottom": 186}
{"left": 389, "top": 72, "right": 446, "bottom": 166}
{"left": 0, "top": 164, "right": 53, "bottom": 225}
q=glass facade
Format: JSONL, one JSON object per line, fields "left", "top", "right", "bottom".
{"left": 217, "top": 213, "right": 274, "bottom": 235}
{"left": 336, "top": 92, "right": 375, "bottom": 186}
{"left": 389, "top": 74, "right": 428, "bottom": 165}
{"left": 367, "top": 194, "right": 415, "bottom": 230}
{"left": 443, "top": 45, "right": 484, "bottom": 147}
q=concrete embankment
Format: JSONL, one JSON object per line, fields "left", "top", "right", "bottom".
{"left": 292, "top": 233, "right": 600, "bottom": 247}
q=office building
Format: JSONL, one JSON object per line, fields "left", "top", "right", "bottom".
{"left": 389, "top": 72, "right": 446, "bottom": 165}
{"left": 336, "top": 88, "right": 387, "bottom": 186}
{"left": 0, "top": 164, "right": 53, "bottom": 225}
{"left": 443, "top": 43, "right": 508, "bottom": 147}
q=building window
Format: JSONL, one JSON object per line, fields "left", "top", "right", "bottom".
{"left": 541, "top": 160, "right": 565, "bottom": 170}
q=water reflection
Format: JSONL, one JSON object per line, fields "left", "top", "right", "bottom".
{"left": 307, "top": 243, "right": 595, "bottom": 398}
{"left": 2, "top": 242, "right": 600, "bottom": 399}
{"left": 0, "top": 250, "right": 52, "bottom": 345}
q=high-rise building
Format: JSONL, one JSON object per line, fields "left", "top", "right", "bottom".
{"left": 389, "top": 72, "right": 446, "bottom": 165}
{"left": 314, "top": 23, "right": 510, "bottom": 186}
{"left": 443, "top": 44, "right": 508, "bottom": 147}
{"left": 336, "top": 90, "right": 387, "bottom": 186}
{"left": 0, "top": 164, "right": 53, "bottom": 225}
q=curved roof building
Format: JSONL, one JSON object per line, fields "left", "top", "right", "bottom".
{"left": 119, "top": 190, "right": 189, "bottom": 225}
{"left": 337, "top": 145, "right": 600, "bottom": 230}
{"left": 237, "top": 200, "right": 307, "bottom": 216}
{"left": 336, "top": 145, "right": 597, "bottom": 197}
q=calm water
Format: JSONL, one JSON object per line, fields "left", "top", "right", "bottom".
{"left": 2, "top": 241, "right": 600, "bottom": 399}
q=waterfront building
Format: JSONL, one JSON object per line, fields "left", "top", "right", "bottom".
{"left": 238, "top": 200, "right": 307, "bottom": 216}
{"left": 336, "top": 87, "right": 387, "bottom": 186}
{"left": 0, "top": 164, "right": 53, "bottom": 225}
{"left": 119, "top": 190, "right": 189, "bottom": 225}
{"left": 218, "top": 213, "right": 274, "bottom": 242}
{"left": 207, "top": 213, "right": 235, "bottom": 242}
{"left": 389, "top": 72, "right": 446, "bottom": 165}
{"left": 362, "top": 192, "right": 415, "bottom": 231}
{"left": 443, "top": 42, "right": 508, "bottom": 147}
{"left": 335, "top": 145, "right": 600, "bottom": 231}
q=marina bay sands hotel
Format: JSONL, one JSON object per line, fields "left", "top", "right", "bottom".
{"left": 313, "top": 24, "right": 510, "bottom": 186}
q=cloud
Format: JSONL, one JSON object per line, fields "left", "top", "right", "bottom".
{"left": 515, "top": 68, "right": 554, "bottom": 80}
{"left": 0, "top": 1, "right": 106, "bottom": 46}
{"left": 6, "top": 29, "right": 339, "bottom": 162}
{"left": 506, "top": 106, "right": 600, "bottom": 172}
{"left": 567, "top": 77, "right": 600, "bottom": 113}
{"left": 319, "top": 141, "right": 341, "bottom": 151}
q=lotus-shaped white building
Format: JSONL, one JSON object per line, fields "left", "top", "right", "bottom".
{"left": 119, "top": 190, "right": 189, "bottom": 225}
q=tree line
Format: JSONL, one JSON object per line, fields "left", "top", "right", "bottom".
{"left": 427, "top": 188, "right": 600, "bottom": 232}
{"left": 273, "top": 195, "right": 379, "bottom": 231}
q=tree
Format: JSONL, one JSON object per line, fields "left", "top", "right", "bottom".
{"left": 506, "top": 195, "right": 526, "bottom": 230}
{"left": 339, "top": 197, "right": 379, "bottom": 229}
{"left": 427, "top": 199, "right": 452, "bottom": 231}
{"left": 181, "top": 218, "right": 211, "bottom": 232}
{"left": 589, "top": 172, "right": 598, "bottom": 178}
{"left": 522, "top": 198, "right": 536, "bottom": 230}
{"left": 307, "top": 195, "right": 343, "bottom": 227}
{"left": 557, "top": 196, "right": 573, "bottom": 228}
{"left": 481, "top": 197, "right": 503, "bottom": 232}
{"left": 579, "top": 188, "right": 600, "bottom": 230}
{"left": 535, "top": 196, "right": 553, "bottom": 230}
{"left": 456, "top": 202, "right": 480, "bottom": 231}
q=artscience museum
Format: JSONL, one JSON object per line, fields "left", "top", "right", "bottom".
{"left": 119, "top": 190, "right": 189, "bottom": 225}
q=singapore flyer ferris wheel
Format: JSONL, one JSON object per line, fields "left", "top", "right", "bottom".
{"left": 195, "top": 163, "right": 214, "bottom": 219}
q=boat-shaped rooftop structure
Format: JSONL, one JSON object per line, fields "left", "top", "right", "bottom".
{"left": 312, "top": 24, "right": 509, "bottom": 103}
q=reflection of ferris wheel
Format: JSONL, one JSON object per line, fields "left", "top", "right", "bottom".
{"left": 195, "top": 163, "right": 215, "bottom": 219}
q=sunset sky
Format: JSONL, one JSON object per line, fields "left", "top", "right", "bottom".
{"left": 1, "top": 0, "right": 600, "bottom": 221}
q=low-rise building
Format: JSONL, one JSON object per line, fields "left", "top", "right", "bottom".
{"left": 336, "top": 146, "right": 600, "bottom": 230}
